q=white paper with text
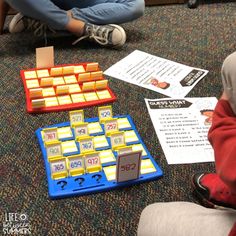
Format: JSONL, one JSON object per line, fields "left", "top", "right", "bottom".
{"left": 145, "top": 97, "right": 218, "bottom": 164}
{"left": 104, "top": 50, "right": 208, "bottom": 98}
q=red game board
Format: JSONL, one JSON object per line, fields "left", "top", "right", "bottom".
{"left": 20, "top": 62, "right": 116, "bottom": 113}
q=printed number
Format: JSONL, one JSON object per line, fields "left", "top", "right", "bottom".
{"left": 107, "top": 123, "right": 116, "bottom": 130}
{"left": 82, "top": 142, "right": 92, "bottom": 150}
{"left": 87, "top": 157, "right": 98, "bottom": 165}
{"left": 72, "top": 115, "right": 82, "bottom": 123}
{"left": 46, "top": 133, "right": 56, "bottom": 140}
{"left": 49, "top": 147, "right": 59, "bottom": 154}
{"left": 77, "top": 128, "right": 86, "bottom": 135}
{"left": 101, "top": 111, "right": 110, "bottom": 118}
{"left": 54, "top": 163, "right": 65, "bottom": 171}
{"left": 121, "top": 163, "right": 136, "bottom": 172}
{"left": 114, "top": 137, "right": 122, "bottom": 145}
{"left": 70, "top": 160, "right": 82, "bottom": 169}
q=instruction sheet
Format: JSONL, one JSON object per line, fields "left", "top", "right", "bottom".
{"left": 104, "top": 50, "right": 208, "bottom": 98}
{"left": 145, "top": 97, "right": 218, "bottom": 164}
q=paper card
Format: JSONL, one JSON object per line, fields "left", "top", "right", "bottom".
{"left": 84, "top": 152, "right": 101, "bottom": 172}
{"left": 49, "top": 157, "right": 67, "bottom": 179}
{"left": 110, "top": 131, "right": 125, "bottom": 149}
{"left": 104, "top": 118, "right": 118, "bottom": 135}
{"left": 45, "top": 141, "right": 62, "bottom": 158}
{"left": 145, "top": 97, "right": 217, "bottom": 164}
{"left": 43, "top": 127, "right": 58, "bottom": 142}
{"left": 67, "top": 154, "right": 85, "bottom": 176}
{"left": 73, "top": 122, "right": 89, "bottom": 139}
{"left": 116, "top": 146, "right": 133, "bottom": 155}
{"left": 98, "top": 106, "right": 113, "bottom": 122}
{"left": 69, "top": 110, "right": 84, "bottom": 126}
{"left": 104, "top": 50, "right": 208, "bottom": 98}
{"left": 116, "top": 151, "right": 142, "bottom": 182}
{"left": 79, "top": 137, "right": 94, "bottom": 153}
{"left": 36, "top": 46, "right": 54, "bottom": 69}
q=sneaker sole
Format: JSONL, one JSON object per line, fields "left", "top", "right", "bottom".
{"left": 109, "top": 24, "right": 126, "bottom": 48}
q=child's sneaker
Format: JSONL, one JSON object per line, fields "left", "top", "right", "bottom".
{"left": 9, "top": 13, "right": 47, "bottom": 36}
{"left": 73, "top": 23, "right": 126, "bottom": 48}
{"left": 192, "top": 173, "right": 236, "bottom": 210}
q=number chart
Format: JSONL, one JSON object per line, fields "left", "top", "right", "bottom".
{"left": 20, "top": 62, "right": 116, "bottom": 113}
{"left": 35, "top": 107, "right": 163, "bottom": 199}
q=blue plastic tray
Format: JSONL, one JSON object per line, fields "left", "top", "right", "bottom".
{"left": 35, "top": 115, "right": 163, "bottom": 199}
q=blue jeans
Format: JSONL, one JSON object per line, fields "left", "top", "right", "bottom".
{"left": 6, "top": 0, "right": 145, "bottom": 30}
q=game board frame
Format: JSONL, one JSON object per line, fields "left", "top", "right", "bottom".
{"left": 20, "top": 63, "right": 117, "bottom": 113}
{"left": 35, "top": 115, "right": 163, "bottom": 199}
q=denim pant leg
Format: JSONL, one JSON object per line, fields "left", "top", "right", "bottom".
{"left": 71, "top": 0, "right": 145, "bottom": 25}
{"left": 5, "top": 0, "right": 144, "bottom": 30}
{"left": 5, "top": 0, "right": 69, "bottom": 30}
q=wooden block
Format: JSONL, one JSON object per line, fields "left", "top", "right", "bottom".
{"left": 36, "top": 69, "right": 49, "bottom": 78}
{"left": 31, "top": 98, "right": 45, "bottom": 108}
{"left": 82, "top": 81, "right": 95, "bottom": 92}
{"left": 50, "top": 67, "right": 63, "bottom": 76}
{"left": 90, "top": 71, "right": 103, "bottom": 80}
{"left": 95, "top": 80, "right": 108, "bottom": 90}
{"left": 63, "top": 66, "right": 74, "bottom": 75}
{"left": 56, "top": 85, "right": 69, "bottom": 95}
{"left": 86, "top": 63, "right": 99, "bottom": 72}
{"left": 40, "top": 77, "right": 53, "bottom": 87}
{"left": 78, "top": 73, "right": 91, "bottom": 82}
{"left": 29, "top": 88, "right": 43, "bottom": 98}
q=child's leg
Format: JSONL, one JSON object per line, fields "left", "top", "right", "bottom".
{"left": 6, "top": 0, "right": 70, "bottom": 30}
{"left": 68, "top": 0, "right": 145, "bottom": 25}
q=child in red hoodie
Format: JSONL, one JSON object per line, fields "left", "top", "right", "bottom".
{"left": 138, "top": 52, "right": 236, "bottom": 236}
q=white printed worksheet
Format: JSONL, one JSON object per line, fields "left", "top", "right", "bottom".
{"left": 145, "top": 97, "right": 218, "bottom": 164}
{"left": 104, "top": 50, "right": 208, "bottom": 98}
